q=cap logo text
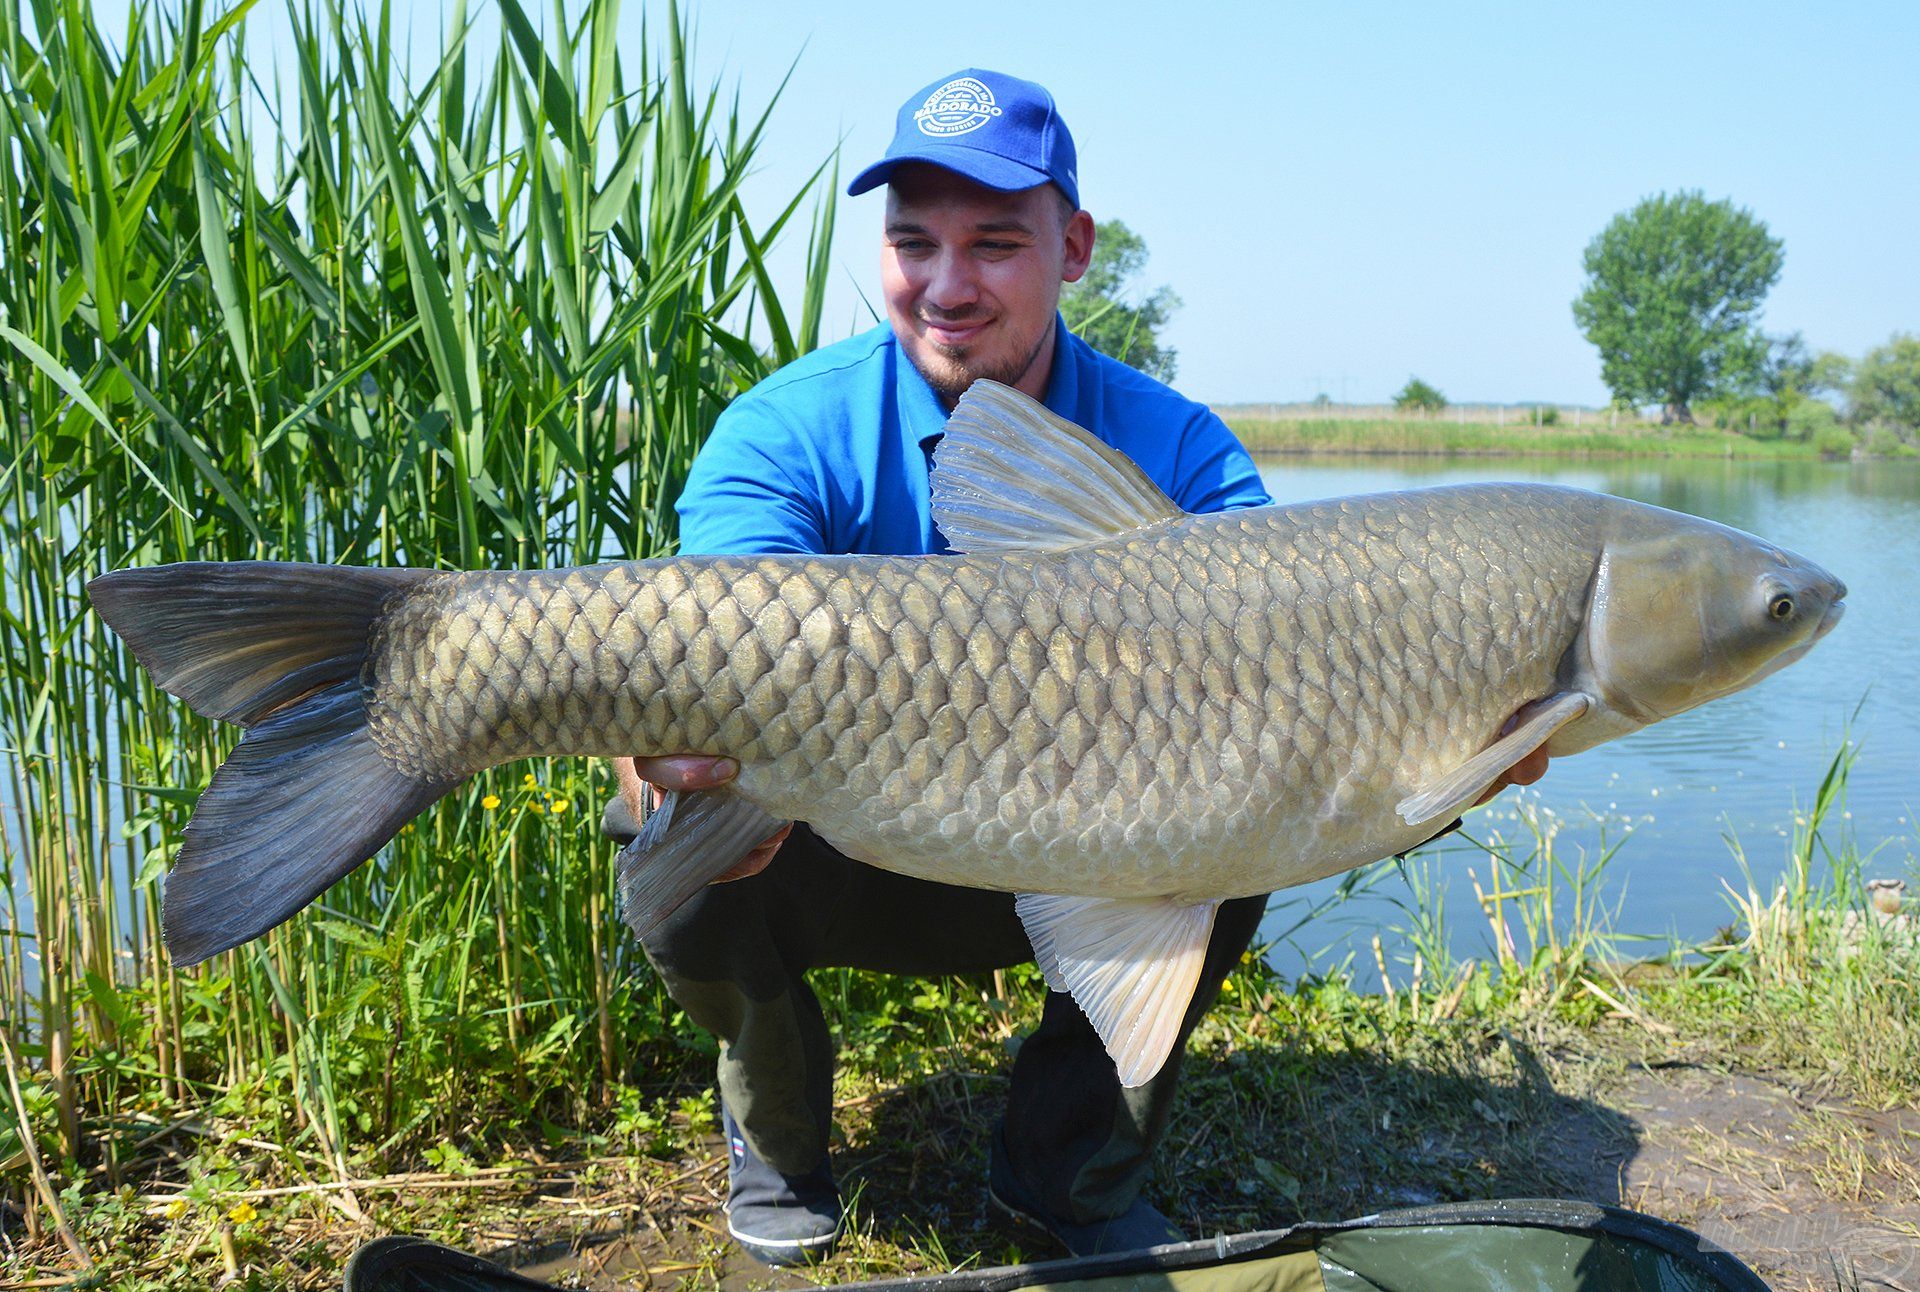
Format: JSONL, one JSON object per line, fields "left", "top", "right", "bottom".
{"left": 914, "top": 77, "right": 1003, "bottom": 137}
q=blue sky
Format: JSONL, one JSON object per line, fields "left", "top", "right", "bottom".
{"left": 111, "top": 0, "right": 1920, "bottom": 406}
{"left": 684, "top": 2, "right": 1919, "bottom": 406}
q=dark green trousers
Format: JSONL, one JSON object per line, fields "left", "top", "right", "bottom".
{"left": 639, "top": 823, "right": 1268, "bottom": 1225}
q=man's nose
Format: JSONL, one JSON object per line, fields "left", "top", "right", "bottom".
{"left": 924, "top": 250, "right": 980, "bottom": 311}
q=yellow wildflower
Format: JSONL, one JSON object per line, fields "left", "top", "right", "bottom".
{"left": 164, "top": 1198, "right": 189, "bottom": 1220}
{"left": 227, "top": 1199, "right": 258, "bottom": 1224}
{"left": 522, "top": 772, "right": 538, "bottom": 788}
{"left": 481, "top": 794, "right": 501, "bottom": 810}
{"left": 529, "top": 801, "right": 545, "bottom": 814}
{"left": 550, "top": 797, "right": 570, "bottom": 815}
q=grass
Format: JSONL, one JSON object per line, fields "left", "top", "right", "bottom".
{"left": 1222, "top": 413, "right": 1830, "bottom": 459}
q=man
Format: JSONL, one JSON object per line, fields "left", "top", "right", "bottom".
{"left": 607, "top": 69, "right": 1547, "bottom": 1266}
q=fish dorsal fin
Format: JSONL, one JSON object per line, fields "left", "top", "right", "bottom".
{"left": 931, "top": 380, "right": 1185, "bottom": 553}
{"left": 1015, "top": 892, "right": 1221, "bottom": 1087}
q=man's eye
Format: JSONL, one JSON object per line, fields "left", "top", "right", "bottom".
{"left": 894, "top": 239, "right": 932, "bottom": 253}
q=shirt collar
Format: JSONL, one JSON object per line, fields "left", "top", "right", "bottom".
{"left": 897, "top": 315, "right": 1078, "bottom": 451}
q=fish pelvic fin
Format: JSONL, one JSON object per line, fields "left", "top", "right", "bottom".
{"left": 616, "top": 789, "right": 788, "bottom": 940}
{"left": 88, "top": 562, "right": 458, "bottom": 964}
{"left": 1015, "top": 893, "right": 1221, "bottom": 1088}
{"left": 1397, "top": 690, "right": 1592, "bottom": 827}
{"left": 931, "top": 380, "right": 1185, "bottom": 553}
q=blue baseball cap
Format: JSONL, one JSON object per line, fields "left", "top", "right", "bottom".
{"left": 847, "top": 70, "right": 1079, "bottom": 210}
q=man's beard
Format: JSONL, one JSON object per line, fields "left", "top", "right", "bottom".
{"left": 909, "top": 315, "right": 1053, "bottom": 402}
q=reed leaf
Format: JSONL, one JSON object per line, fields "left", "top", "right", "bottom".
{"left": 0, "top": 0, "right": 833, "bottom": 1189}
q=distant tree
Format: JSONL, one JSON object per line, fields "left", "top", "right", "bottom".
{"left": 1723, "top": 332, "right": 1854, "bottom": 438}
{"left": 1061, "top": 220, "right": 1180, "bottom": 382}
{"left": 1392, "top": 377, "right": 1446, "bottom": 414}
{"left": 1809, "top": 349, "right": 1855, "bottom": 397}
{"left": 1849, "top": 333, "right": 1920, "bottom": 435}
{"left": 1571, "top": 191, "right": 1784, "bottom": 424}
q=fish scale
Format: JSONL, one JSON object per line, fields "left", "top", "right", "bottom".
{"left": 360, "top": 484, "right": 1596, "bottom": 899}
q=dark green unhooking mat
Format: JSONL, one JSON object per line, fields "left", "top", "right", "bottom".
{"left": 343, "top": 1199, "right": 1771, "bottom": 1291}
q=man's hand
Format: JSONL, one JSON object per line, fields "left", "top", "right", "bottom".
{"left": 614, "top": 755, "right": 793, "bottom": 882}
{"left": 1472, "top": 711, "right": 1552, "bottom": 807}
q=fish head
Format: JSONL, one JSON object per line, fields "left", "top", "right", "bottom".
{"left": 1581, "top": 499, "right": 1845, "bottom": 725}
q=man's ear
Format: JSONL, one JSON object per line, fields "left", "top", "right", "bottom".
{"left": 1061, "top": 209, "right": 1096, "bottom": 283}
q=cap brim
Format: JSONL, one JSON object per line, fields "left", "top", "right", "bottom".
{"left": 846, "top": 148, "right": 1054, "bottom": 198}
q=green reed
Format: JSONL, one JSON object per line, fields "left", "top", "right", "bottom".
{"left": 0, "top": 0, "right": 833, "bottom": 1191}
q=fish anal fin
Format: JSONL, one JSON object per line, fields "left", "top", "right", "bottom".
{"left": 617, "top": 789, "right": 788, "bottom": 939}
{"left": 1015, "top": 893, "right": 1220, "bottom": 1088}
{"left": 931, "top": 380, "right": 1185, "bottom": 553}
{"left": 1397, "top": 691, "right": 1592, "bottom": 826}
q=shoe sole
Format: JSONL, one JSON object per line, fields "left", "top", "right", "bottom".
{"left": 726, "top": 1214, "right": 842, "bottom": 1267}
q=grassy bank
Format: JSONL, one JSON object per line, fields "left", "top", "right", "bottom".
{"left": 4, "top": 748, "right": 1912, "bottom": 1287}
{"left": 1222, "top": 414, "right": 1828, "bottom": 459}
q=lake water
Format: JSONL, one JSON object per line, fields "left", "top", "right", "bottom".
{"left": 1249, "top": 454, "right": 1920, "bottom": 978}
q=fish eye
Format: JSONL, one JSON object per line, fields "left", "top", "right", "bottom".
{"left": 1768, "top": 592, "right": 1796, "bottom": 621}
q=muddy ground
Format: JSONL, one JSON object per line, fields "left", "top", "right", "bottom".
{"left": 469, "top": 1045, "right": 1919, "bottom": 1291}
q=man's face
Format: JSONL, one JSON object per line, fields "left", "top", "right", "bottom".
{"left": 882, "top": 164, "right": 1095, "bottom": 405}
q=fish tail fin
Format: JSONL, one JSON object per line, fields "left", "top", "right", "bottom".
{"left": 88, "top": 562, "right": 459, "bottom": 964}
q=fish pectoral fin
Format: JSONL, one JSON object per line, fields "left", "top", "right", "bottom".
{"left": 616, "top": 789, "right": 788, "bottom": 939}
{"left": 930, "top": 381, "right": 1186, "bottom": 553}
{"left": 1397, "top": 690, "right": 1592, "bottom": 826}
{"left": 1015, "top": 893, "right": 1221, "bottom": 1088}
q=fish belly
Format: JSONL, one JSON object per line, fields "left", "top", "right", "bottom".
{"left": 365, "top": 486, "right": 1599, "bottom": 900}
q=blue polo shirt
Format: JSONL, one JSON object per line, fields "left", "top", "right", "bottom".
{"left": 677, "top": 319, "right": 1271, "bottom": 557}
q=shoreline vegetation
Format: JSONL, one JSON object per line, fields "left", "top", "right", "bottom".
{"left": 6, "top": 747, "right": 1916, "bottom": 1289}
{"left": 1218, "top": 407, "right": 1903, "bottom": 459}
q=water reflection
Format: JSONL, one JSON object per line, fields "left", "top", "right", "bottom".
{"left": 1252, "top": 454, "right": 1920, "bottom": 975}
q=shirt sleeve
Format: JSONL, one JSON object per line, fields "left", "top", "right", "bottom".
{"left": 675, "top": 401, "right": 830, "bottom": 557}
{"left": 1170, "top": 408, "right": 1273, "bottom": 514}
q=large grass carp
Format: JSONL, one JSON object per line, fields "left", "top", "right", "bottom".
{"left": 90, "top": 382, "right": 1845, "bottom": 1085}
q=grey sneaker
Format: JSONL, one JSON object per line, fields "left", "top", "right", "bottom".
{"left": 987, "top": 1126, "right": 1185, "bottom": 1257}
{"left": 722, "top": 1106, "right": 842, "bottom": 1266}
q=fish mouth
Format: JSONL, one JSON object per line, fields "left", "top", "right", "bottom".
{"left": 1813, "top": 598, "right": 1845, "bottom": 642}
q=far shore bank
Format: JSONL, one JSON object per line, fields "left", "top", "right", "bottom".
{"left": 1219, "top": 413, "right": 1885, "bottom": 460}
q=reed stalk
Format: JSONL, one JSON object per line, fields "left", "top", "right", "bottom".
{"left": 0, "top": 0, "right": 832, "bottom": 1184}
